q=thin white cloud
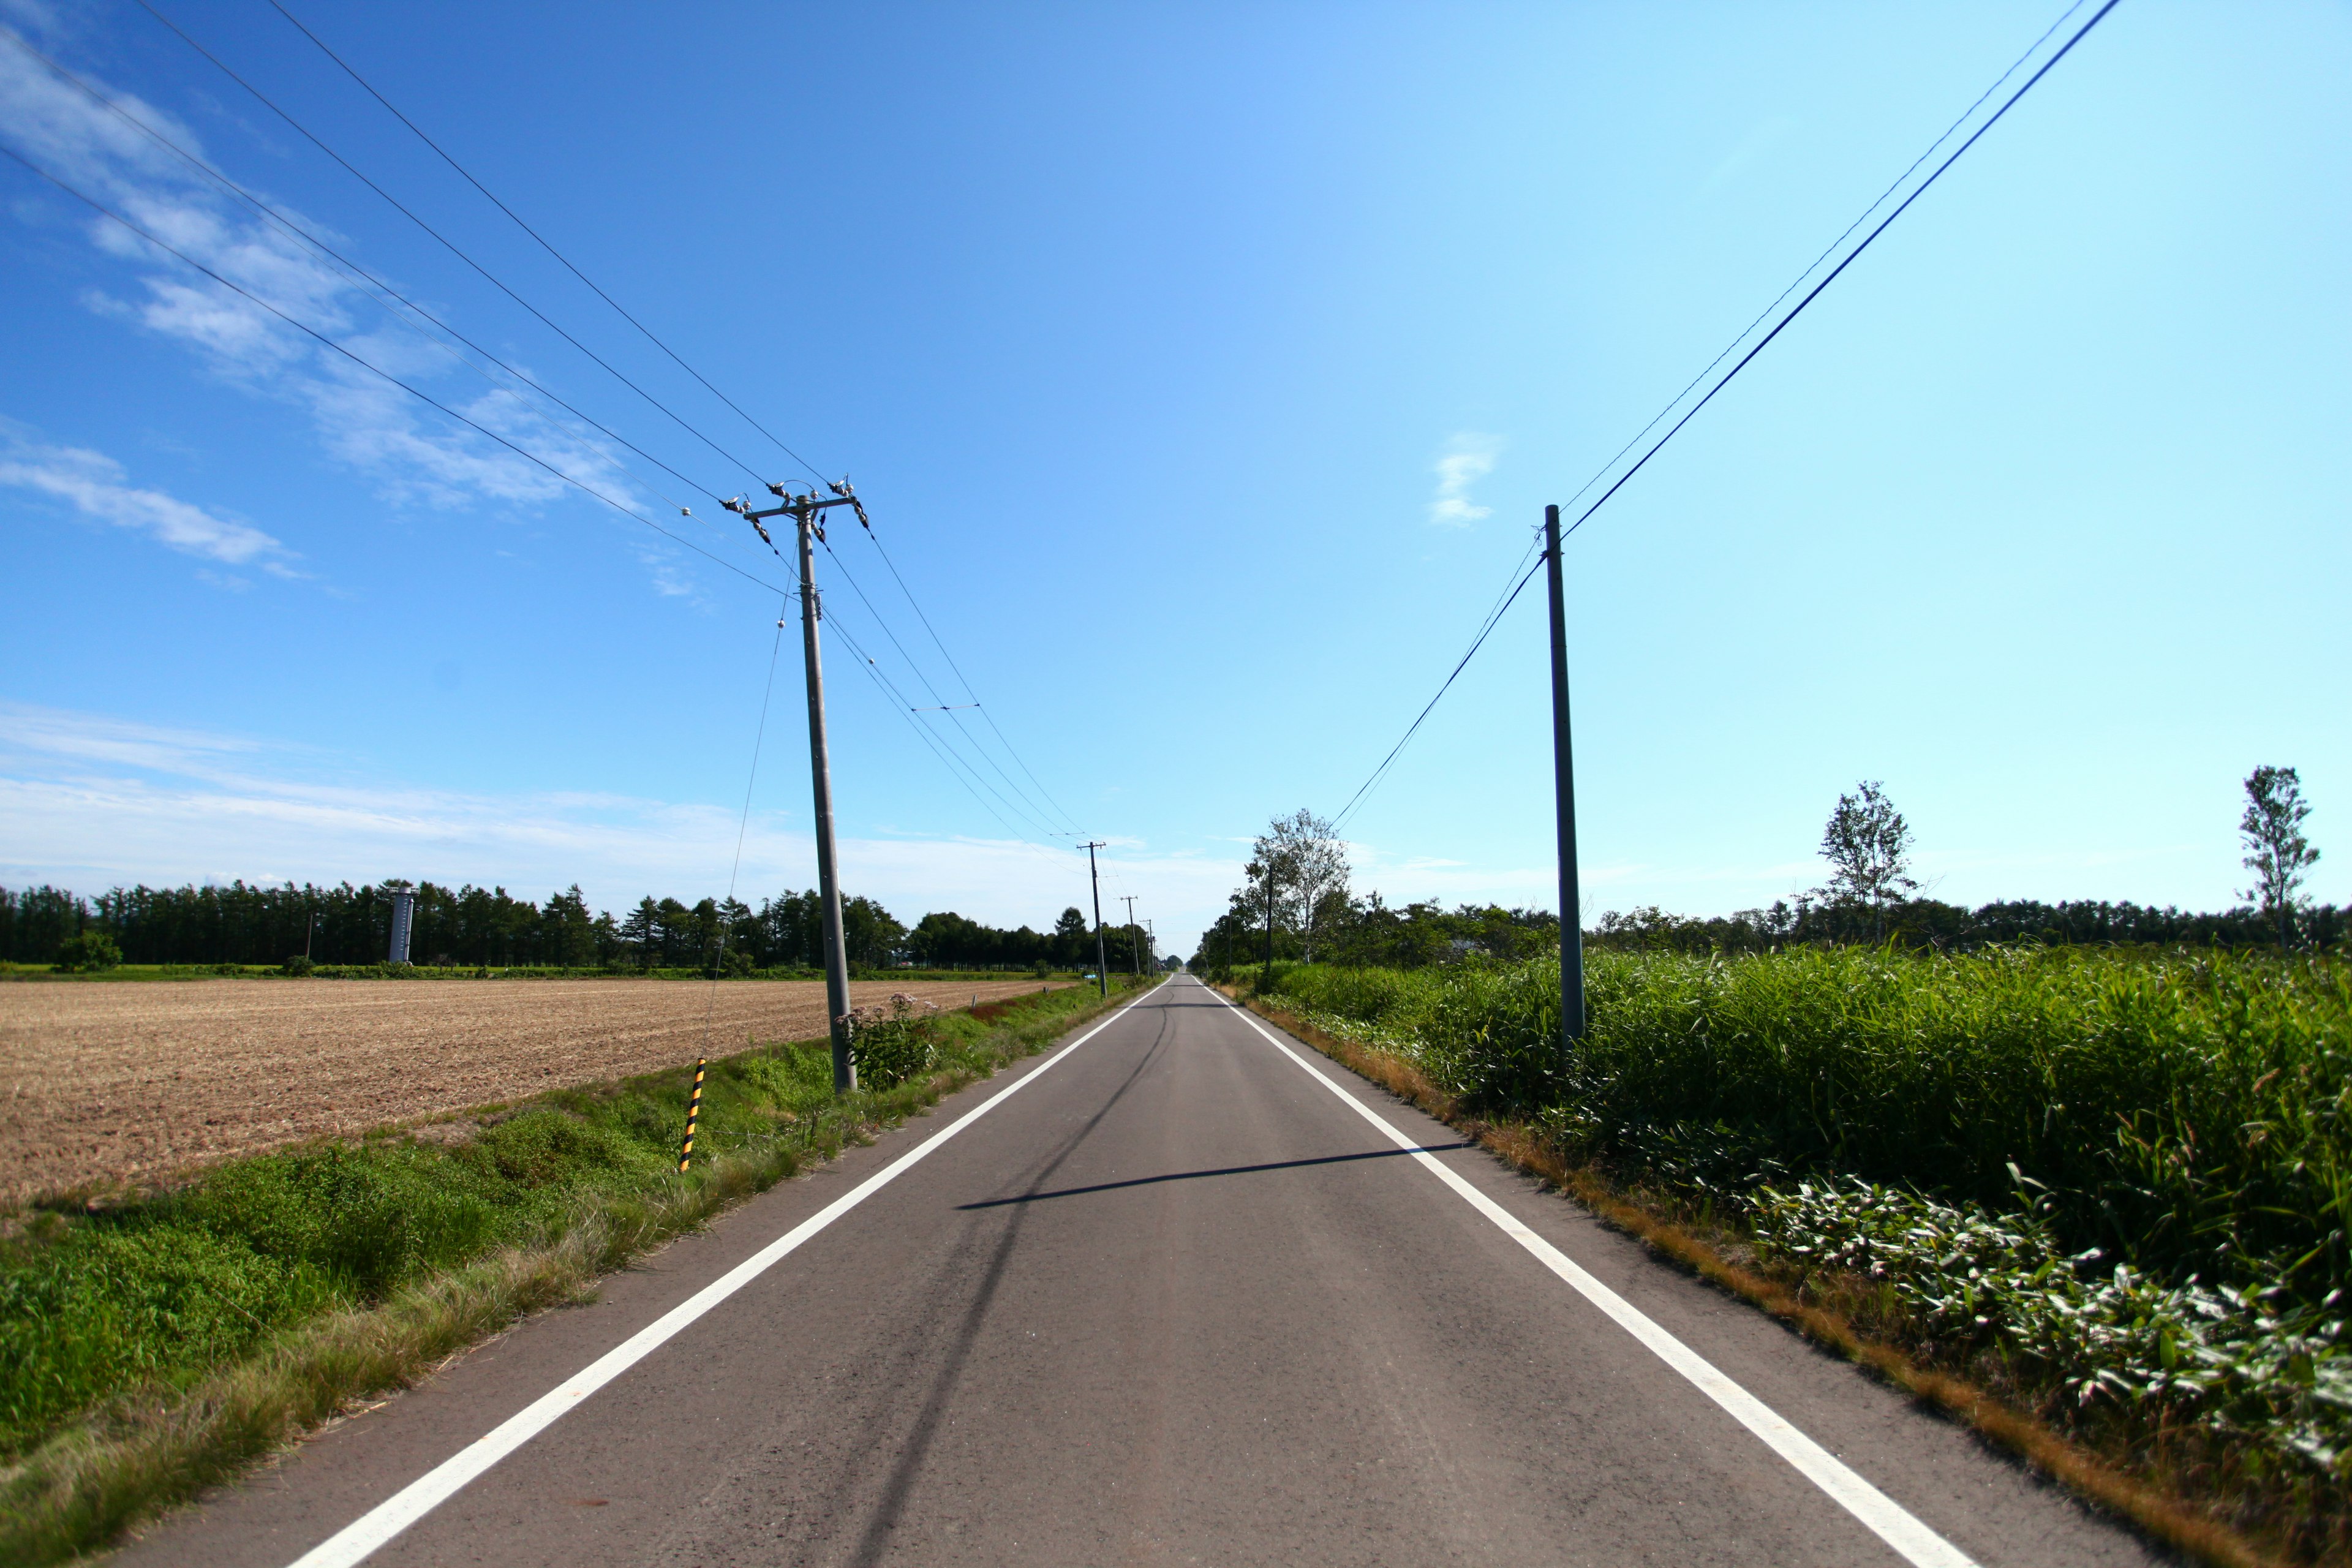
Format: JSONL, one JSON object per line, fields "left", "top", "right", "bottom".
{"left": 1428, "top": 432, "right": 1501, "bottom": 527}
{"left": 0, "top": 703, "right": 1242, "bottom": 946}
{"left": 0, "top": 42, "right": 660, "bottom": 556}
{"left": 0, "top": 423, "right": 292, "bottom": 568}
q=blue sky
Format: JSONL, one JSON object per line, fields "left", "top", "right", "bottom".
{"left": 2, "top": 0, "right": 2345, "bottom": 958}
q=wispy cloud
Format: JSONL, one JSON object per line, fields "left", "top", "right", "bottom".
{"left": 0, "top": 421, "right": 295, "bottom": 571}
{"left": 1428, "top": 432, "right": 1501, "bottom": 527}
{"left": 0, "top": 41, "right": 668, "bottom": 552}
{"left": 0, "top": 703, "right": 1242, "bottom": 946}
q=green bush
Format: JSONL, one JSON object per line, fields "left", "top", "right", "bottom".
{"left": 848, "top": 995, "right": 943, "bottom": 1090}
{"left": 49, "top": 932, "right": 121, "bottom": 973}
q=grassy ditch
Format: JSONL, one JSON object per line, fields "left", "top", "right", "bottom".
{"left": 0, "top": 974, "right": 1152, "bottom": 1564}
{"left": 1234, "top": 948, "right": 2352, "bottom": 1567}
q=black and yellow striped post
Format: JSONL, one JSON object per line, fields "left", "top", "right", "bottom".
{"left": 677, "top": 1058, "right": 707, "bottom": 1172}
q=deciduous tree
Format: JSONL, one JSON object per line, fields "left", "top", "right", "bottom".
{"left": 2240, "top": 764, "right": 2320, "bottom": 949}
{"left": 1817, "top": 780, "right": 1917, "bottom": 941}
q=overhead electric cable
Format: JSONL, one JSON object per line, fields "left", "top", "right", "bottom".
{"left": 695, "top": 590, "right": 792, "bottom": 1070}
{"left": 816, "top": 534, "right": 1075, "bottom": 838}
{"left": 263, "top": 0, "right": 827, "bottom": 483}
{"left": 856, "top": 522, "right": 1084, "bottom": 834}
{"left": 1554, "top": 0, "right": 2093, "bottom": 519}
{"left": 2, "top": 27, "right": 737, "bottom": 520}
{"left": 0, "top": 143, "right": 788, "bottom": 597}
{"left": 129, "top": 0, "right": 772, "bottom": 488}
{"left": 1559, "top": 0, "right": 2120, "bottom": 548}
{"left": 1326, "top": 0, "right": 2122, "bottom": 829}
{"left": 725, "top": 528, "right": 1068, "bottom": 848}
{"left": 1330, "top": 554, "right": 1545, "bottom": 834}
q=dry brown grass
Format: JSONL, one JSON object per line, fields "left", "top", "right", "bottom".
{"left": 0, "top": 978, "right": 1062, "bottom": 1199}
{"left": 1223, "top": 986, "right": 2292, "bottom": 1568}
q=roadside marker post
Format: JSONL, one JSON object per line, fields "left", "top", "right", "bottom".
{"left": 676, "top": 1058, "right": 706, "bottom": 1172}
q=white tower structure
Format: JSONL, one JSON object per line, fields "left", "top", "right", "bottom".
{"left": 386, "top": 881, "right": 417, "bottom": 965}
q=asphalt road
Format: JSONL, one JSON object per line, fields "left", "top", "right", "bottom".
{"left": 124, "top": 976, "right": 2167, "bottom": 1567}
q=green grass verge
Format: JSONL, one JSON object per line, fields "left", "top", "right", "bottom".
{"left": 0, "top": 974, "right": 1152, "bottom": 1563}
{"left": 1250, "top": 948, "right": 2352, "bottom": 1564}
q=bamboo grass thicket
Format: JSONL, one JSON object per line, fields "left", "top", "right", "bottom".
{"left": 1263, "top": 947, "right": 2352, "bottom": 1300}
{"left": 1261, "top": 948, "right": 2352, "bottom": 1537}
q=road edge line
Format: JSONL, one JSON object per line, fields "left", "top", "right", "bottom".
{"left": 284, "top": 979, "right": 1166, "bottom": 1568}
{"left": 1196, "top": 979, "right": 1977, "bottom": 1568}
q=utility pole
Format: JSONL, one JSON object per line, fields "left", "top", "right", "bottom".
{"left": 1262, "top": 858, "right": 1276, "bottom": 990}
{"left": 1147, "top": 918, "right": 1156, "bottom": 973}
{"left": 1543, "top": 503, "right": 1586, "bottom": 1056}
{"left": 1081, "top": 842, "right": 1109, "bottom": 997}
{"left": 728, "top": 480, "right": 872, "bottom": 1094}
{"left": 1120, "top": 895, "right": 1140, "bottom": 976}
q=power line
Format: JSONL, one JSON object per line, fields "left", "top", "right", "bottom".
{"left": 263, "top": 0, "right": 827, "bottom": 484}
{"left": 2, "top": 26, "right": 737, "bottom": 521}
{"left": 1330, "top": 552, "right": 1545, "bottom": 834}
{"left": 134, "top": 0, "right": 1087, "bottom": 852}
{"left": 1325, "top": 0, "right": 2122, "bottom": 831}
{"left": 856, "top": 520, "right": 1085, "bottom": 834}
{"left": 0, "top": 142, "right": 789, "bottom": 598}
{"left": 728, "top": 518, "right": 1075, "bottom": 849}
{"left": 1560, "top": 0, "right": 2120, "bottom": 548}
{"left": 130, "top": 0, "right": 774, "bottom": 488}
{"left": 1552, "top": 0, "right": 2093, "bottom": 521}
{"left": 815, "top": 533, "right": 1077, "bottom": 839}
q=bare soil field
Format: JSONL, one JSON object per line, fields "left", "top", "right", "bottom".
{"left": 0, "top": 978, "right": 1066, "bottom": 1200}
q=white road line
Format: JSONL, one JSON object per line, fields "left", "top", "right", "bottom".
{"left": 284, "top": 981, "right": 1164, "bottom": 1568}
{"left": 1199, "top": 979, "right": 1978, "bottom": 1568}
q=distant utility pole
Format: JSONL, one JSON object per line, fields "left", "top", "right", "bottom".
{"left": 1081, "top": 842, "right": 1109, "bottom": 997}
{"left": 728, "top": 480, "right": 873, "bottom": 1094}
{"left": 1543, "top": 503, "right": 1586, "bottom": 1055}
{"left": 1120, "top": 895, "right": 1140, "bottom": 975}
{"left": 1147, "top": 918, "right": 1156, "bottom": 973}
{"left": 1262, "top": 858, "right": 1276, "bottom": 990}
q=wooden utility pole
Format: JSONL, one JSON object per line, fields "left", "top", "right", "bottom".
{"left": 1120, "top": 895, "right": 1140, "bottom": 976}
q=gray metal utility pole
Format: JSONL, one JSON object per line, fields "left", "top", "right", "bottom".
{"left": 1120, "top": 895, "right": 1140, "bottom": 976}
{"left": 727, "top": 480, "right": 873, "bottom": 1093}
{"left": 1262, "top": 858, "right": 1276, "bottom": 989}
{"left": 1543, "top": 503, "right": 1586, "bottom": 1054}
{"left": 1081, "top": 842, "right": 1109, "bottom": 997}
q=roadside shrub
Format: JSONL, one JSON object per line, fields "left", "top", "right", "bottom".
{"left": 49, "top": 933, "right": 121, "bottom": 973}
{"left": 279, "top": 954, "right": 315, "bottom": 976}
{"left": 848, "top": 994, "right": 943, "bottom": 1089}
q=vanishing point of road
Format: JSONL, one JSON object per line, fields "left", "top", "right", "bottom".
{"left": 125, "top": 976, "right": 2164, "bottom": 1567}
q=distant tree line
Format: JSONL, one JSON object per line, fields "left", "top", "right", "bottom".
{"left": 1587, "top": 897, "right": 2349, "bottom": 956}
{"left": 1194, "top": 773, "right": 2337, "bottom": 972}
{"left": 908, "top": 907, "right": 1155, "bottom": 974}
{"left": 0, "top": 880, "right": 1128, "bottom": 973}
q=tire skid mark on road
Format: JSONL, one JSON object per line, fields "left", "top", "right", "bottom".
{"left": 1195, "top": 978, "right": 1979, "bottom": 1568}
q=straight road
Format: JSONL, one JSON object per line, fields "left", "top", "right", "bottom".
{"left": 126, "top": 977, "right": 2163, "bottom": 1567}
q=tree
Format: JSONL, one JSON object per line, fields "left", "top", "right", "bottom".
{"left": 1817, "top": 780, "right": 1917, "bottom": 940}
{"left": 2240, "top": 765, "right": 2320, "bottom": 949}
{"left": 1255, "top": 808, "right": 1349, "bottom": 962}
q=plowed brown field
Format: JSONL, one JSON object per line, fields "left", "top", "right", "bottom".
{"left": 0, "top": 978, "right": 1067, "bottom": 1200}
